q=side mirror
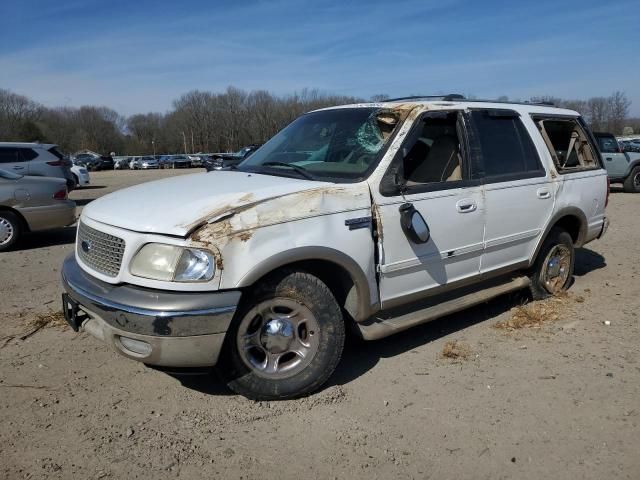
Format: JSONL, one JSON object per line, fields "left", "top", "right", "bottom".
{"left": 399, "top": 203, "right": 430, "bottom": 244}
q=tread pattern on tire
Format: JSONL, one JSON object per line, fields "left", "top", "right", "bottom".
{"left": 219, "top": 269, "right": 345, "bottom": 400}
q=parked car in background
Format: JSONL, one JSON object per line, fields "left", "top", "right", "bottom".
{"left": 70, "top": 163, "right": 91, "bottom": 187}
{"left": 204, "top": 144, "right": 261, "bottom": 171}
{"left": 61, "top": 98, "right": 608, "bottom": 399}
{"left": 160, "top": 155, "right": 191, "bottom": 169}
{"left": 594, "top": 132, "right": 640, "bottom": 192}
{"left": 0, "top": 142, "right": 75, "bottom": 190}
{"left": 0, "top": 169, "right": 76, "bottom": 251}
{"left": 75, "top": 153, "right": 114, "bottom": 171}
{"left": 134, "top": 156, "right": 159, "bottom": 170}
{"left": 188, "top": 154, "right": 205, "bottom": 167}
{"left": 114, "top": 157, "right": 131, "bottom": 170}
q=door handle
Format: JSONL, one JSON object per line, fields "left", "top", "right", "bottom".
{"left": 537, "top": 188, "right": 551, "bottom": 199}
{"left": 606, "top": 157, "right": 613, "bottom": 161}
{"left": 456, "top": 199, "right": 477, "bottom": 213}
{"left": 12, "top": 166, "right": 25, "bottom": 170}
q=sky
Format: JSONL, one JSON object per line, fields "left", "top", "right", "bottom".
{"left": 1, "top": 0, "right": 639, "bottom": 116}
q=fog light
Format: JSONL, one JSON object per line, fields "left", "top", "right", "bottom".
{"left": 119, "top": 336, "right": 152, "bottom": 356}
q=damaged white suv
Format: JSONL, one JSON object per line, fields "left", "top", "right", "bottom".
{"left": 61, "top": 96, "right": 609, "bottom": 399}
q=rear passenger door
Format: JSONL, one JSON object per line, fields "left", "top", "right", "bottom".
{"left": 0, "top": 147, "right": 29, "bottom": 174}
{"left": 468, "top": 109, "right": 553, "bottom": 273}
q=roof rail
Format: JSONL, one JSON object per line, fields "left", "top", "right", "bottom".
{"left": 384, "top": 94, "right": 466, "bottom": 102}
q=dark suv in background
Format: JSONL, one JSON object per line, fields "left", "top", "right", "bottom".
{"left": 74, "top": 153, "right": 114, "bottom": 171}
{"left": 204, "top": 144, "right": 261, "bottom": 171}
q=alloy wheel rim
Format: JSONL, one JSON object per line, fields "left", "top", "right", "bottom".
{"left": 0, "top": 217, "right": 14, "bottom": 245}
{"left": 236, "top": 298, "right": 320, "bottom": 379}
{"left": 542, "top": 245, "right": 571, "bottom": 294}
{"left": 634, "top": 172, "right": 640, "bottom": 188}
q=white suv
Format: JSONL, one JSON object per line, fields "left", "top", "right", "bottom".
{"left": 0, "top": 142, "right": 75, "bottom": 190}
{"left": 61, "top": 96, "right": 609, "bottom": 399}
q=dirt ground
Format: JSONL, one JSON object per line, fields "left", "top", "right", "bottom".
{"left": 1, "top": 169, "right": 639, "bottom": 480}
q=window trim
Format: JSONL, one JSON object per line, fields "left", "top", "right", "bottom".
{"left": 379, "top": 109, "right": 479, "bottom": 197}
{"left": 467, "top": 109, "right": 547, "bottom": 185}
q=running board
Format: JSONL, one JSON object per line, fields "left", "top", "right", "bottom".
{"left": 356, "top": 276, "right": 531, "bottom": 341}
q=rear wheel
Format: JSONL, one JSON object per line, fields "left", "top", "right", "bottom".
{"left": 529, "top": 227, "right": 575, "bottom": 300}
{"left": 0, "top": 211, "right": 21, "bottom": 252}
{"left": 623, "top": 166, "right": 640, "bottom": 193}
{"left": 72, "top": 174, "right": 79, "bottom": 187}
{"left": 219, "top": 270, "right": 345, "bottom": 400}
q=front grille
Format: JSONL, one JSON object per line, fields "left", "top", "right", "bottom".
{"left": 77, "top": 222, "right": 125, "bottom": 277}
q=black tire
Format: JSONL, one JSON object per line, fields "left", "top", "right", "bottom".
{"left": 218, "top": 270, "right": 345, "bottom": 400}
{"left": 72, "top": 174, "right": 79, "bottom": 187}
{"left": 529, "top": 227, "right": 575, "bottom": 300}
{"left": 0, "top": 211, "right": 22, "bottom": 252}
{"left": 623, "top": 166, "right": 640, "bottom": 193}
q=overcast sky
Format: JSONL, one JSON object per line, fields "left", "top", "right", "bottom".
{"left": 1, "top": 0, "right": 638, "bottom": 116}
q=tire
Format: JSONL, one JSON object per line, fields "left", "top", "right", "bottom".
{"left": 72, "top": 174, "right": 79, "bottom": 187}
{"left": 623, "top": 166, "right": 640, "bottom": 193}
{"left": 529, "top": 227, "right": 575, "bottom": 300}
{"left": 0, "top": 211, "right": 21, "bottom": 252}
{"left": 218, "top": 270, "right": 345, "bottom": 400}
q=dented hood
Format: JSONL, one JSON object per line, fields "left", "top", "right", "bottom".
{"left": 82, "top": 171, "right": 332, "bottom": 237}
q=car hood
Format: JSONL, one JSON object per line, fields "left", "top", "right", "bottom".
{"left": 82, "top": 171, "right": 354, "bottom": 237}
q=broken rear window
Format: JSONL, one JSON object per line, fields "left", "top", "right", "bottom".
{"left": 534, "top": 118, "right": 598, "bottom": 172}
{"left": 239, "top": 107, "right": 400, "bottom": 181}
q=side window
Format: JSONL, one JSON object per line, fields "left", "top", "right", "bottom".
{"left": 471, "top": 110, "right": 544, "bottom": 179}
{"left": 0, "top": 148, "right": 22, "bottom": 163}
{"left": 20, "top": 148, "right": 38, "bottom": 161}
{"left": 534, "top": 117, "right": 598, "bottom": 172}
{"left": 400, "top": 111, "right": 464, "bottom": 185}
{"left": 596, "top": 135, "right": 618, "bottom": 153}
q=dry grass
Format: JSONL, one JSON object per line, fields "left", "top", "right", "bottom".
{"left": 494, "top": 292, "right": 580, "bottom": 331}
{"left": 441, "top": 340, "right": 472, "bottom": 361}
{"left": 21, "top": 310, "right": 68, "bottom": 339}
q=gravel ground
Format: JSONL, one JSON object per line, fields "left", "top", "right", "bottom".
{"left": 1, "top": 170, "right": 639, "bottom": 480}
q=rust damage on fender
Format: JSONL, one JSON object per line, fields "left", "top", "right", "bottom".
{"left": 188, "top": 185, "right": 370, "bottom": 250}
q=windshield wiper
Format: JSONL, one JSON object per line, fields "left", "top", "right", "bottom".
{"left": 260, "top": 161, "right": 316, "bottom": 180}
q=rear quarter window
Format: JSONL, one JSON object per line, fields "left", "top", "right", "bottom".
{"left": 19, "top": 148, "right": 38, "bottom": 161}
{"left": 532, "top": 116, "right": 599, "bottom": 173}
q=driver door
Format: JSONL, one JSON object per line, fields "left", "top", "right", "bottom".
{"left": 370, "top": 110, "right": 486, "bottom": 308}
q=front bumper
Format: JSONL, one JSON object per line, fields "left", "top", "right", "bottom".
{"left": 61, "top": 254, "right": 241, "bottom": 367}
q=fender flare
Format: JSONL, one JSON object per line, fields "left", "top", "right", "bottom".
{"left": 235, "top": 246, "right": 379, "bottom": 321}
{"left": 529, "top": 207, "right": 588, "bottom": 267}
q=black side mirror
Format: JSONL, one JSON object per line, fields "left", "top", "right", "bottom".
{"left": 399, "top": 203, "right": 430, "bottom": 244}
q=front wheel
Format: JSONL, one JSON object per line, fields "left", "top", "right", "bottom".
{"left": 623, "top": 166, "right": 640, "bottom": 193}
{"left": 218, "top": 270, "right": 345, "bottom": 400}
{"left": 529, "top": 227, "right": 575, "bottom": 300}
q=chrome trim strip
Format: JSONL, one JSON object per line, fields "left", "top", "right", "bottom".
{"left": 64, "top": 271, "right": 237, "bottom": 319}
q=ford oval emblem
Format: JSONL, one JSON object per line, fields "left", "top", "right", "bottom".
{"left": 81, "top": 240, "right": 92, "bottom": 253}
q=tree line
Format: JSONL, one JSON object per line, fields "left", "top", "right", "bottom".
{"left": 0, "top": 87, "right": 636, "bottom": 156}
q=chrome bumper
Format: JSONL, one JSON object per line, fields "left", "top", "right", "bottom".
{"left": 61, "top": 253, "right": 240, "bottom": 367}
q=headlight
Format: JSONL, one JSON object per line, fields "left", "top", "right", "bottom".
{"left": 130, "top": 244, "right": 215, "bottom": 282}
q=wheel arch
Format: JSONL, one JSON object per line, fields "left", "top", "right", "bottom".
{"left": 530, "top": 208, "right": 587, "bottom": 266}
{"left": 0, "top": 206, "right": 30, "bottom": 232}
{"left": 235, "top": 246, "right": 379, "bottom": 323}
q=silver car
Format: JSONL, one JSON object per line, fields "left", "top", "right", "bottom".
{"left": 0, "top": 169, "right": 76, "bottom": 251}
{"left": 0, "top": 142, "right": 75, "bottom": 190}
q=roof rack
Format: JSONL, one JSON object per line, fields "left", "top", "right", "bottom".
{"left": 382, "top": 95, "right": 556, "bottom": 107}
{"left": 384, "top": 94, "right": 466, "bottom": 102}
